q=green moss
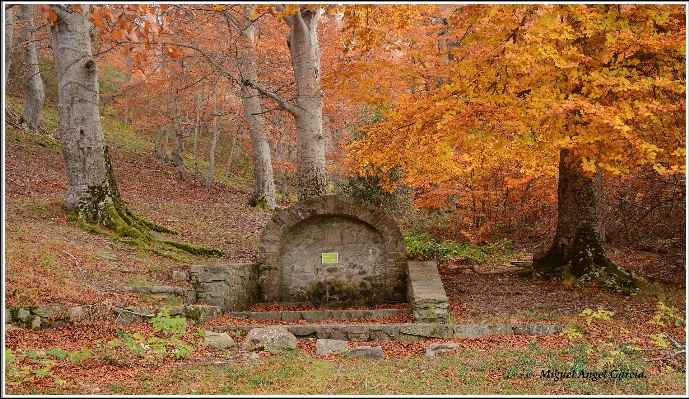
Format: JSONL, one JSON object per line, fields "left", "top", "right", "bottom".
{"left": 530, "top": 226, "right": 640, "bottom": 295}
{"left": 67, "top": 146, "right": 223, "bottom": 260}
{"left": 185, "top": 306, "right": 201, "bottom": 322}
{"left": 9, "top": 308, "right": 20, "bottom": 323}
{"left": 162, "top": 240, "right": 225, "bottom": 258}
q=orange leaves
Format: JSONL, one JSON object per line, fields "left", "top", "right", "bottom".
{"left": 210, "top": 4, "right": 230, "bottom": 13}
{"left": 90, "top": 5, "right": 102, "bottom": 21}
{"left": 165, "top": 45, "right": 181, "bottom": 59}
{"left": 112, "top": 28, "right": 123, "bottom": 42}
{"left": 275, "top": 4, "right": 300, "bottom": 19}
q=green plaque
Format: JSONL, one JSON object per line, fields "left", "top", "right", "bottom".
{"left": 321, "top": 253, "right": 339, "bottom": 264}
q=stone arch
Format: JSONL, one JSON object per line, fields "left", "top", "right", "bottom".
{"left": 258, "top": 195, "right": 407, "bottom": 304}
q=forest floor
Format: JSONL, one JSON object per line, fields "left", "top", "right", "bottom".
{"left": 3, "top": 98, "right": 687, "bottom": 395}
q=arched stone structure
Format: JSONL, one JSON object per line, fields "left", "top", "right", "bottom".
{"left": 258, "top": 195, "right": 407, "bottom": 304}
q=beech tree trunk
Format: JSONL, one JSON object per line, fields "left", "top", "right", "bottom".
{"left": 52, "top": 5, "right": 109, "bottom": 213}
{"left": 51, "top": 4, "right": 147, "bottom": 239}
{"left": 206, "top": 77, "right": 219, "bottom": 188}
{"left": 19, "top": 4, "right": 45, "bottom": 132}
{"left": 283, "top": 5, "right": 327, "bottom": 201}
{"left": 231, "top": 6, "right": 277, "bottom": 209}
{"left": 532, "top": 149, "right": 639, "bottom": 294}
{"left": 5, "top": 5, "right": 13, "bottom": 85}
{"left": 171, "top": 114, "right": 186, "bottom": 181}
{"left": 50, "top": 5, "right": 223, "bottom": 258}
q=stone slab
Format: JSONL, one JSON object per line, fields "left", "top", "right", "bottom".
{"left": 225, "top": 308, "right": 410, "bottom": 322}
{"left": 209, "top": 323, "right": 562, "bottom": 341}
{"left": 407, "top": 261, "right": 449, "bottom": 323}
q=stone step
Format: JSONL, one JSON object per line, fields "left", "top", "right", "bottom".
{"left": 209, "top": 323, "right": 563, "bottom": 342}
{"left": 227, "top": 308, "right": 410, "bottom": 322}
{"left": 407, "top": 261, "right": 450, "bottom": 323}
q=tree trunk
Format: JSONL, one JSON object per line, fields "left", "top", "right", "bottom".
{"left": 206, "top": 76, "right": 219, "bottom": 189}
{"left": 531, "top": 149, "right": 639, "bottom": 294}
{"left": 283, "top": 5, "right": 328, "bottom": 201}
{"left": 5, "top": 5, "right": 13, "bottom": 86}
{"left": 193, "top": 89, "right": 202, "bottom": 185}
{"left": 49, "top": 4, "right": 223, "bottom": 258}
{"left": 232, "top": 6, "right": 276, "bottom": 209}
{"left": 223, "top": 124, "right": 238, "bottom": 185}
{"left": 19, "top": 4, "right": 45, "bottom": 133}
{"left": 171, "top": 114, "right": 186, "bottom": 181}
{"left": 51, "top": 5, "right": 149, "bottom": 237}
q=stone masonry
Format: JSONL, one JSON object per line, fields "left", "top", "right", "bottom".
{"left": 258, "top": 195, "right": 407, "bottom": 304}
{"left": 189, "top": 263, "right": 259, "bottom": 312}
{"left": 407, "top": 261, "right": 450, "bottom": 323}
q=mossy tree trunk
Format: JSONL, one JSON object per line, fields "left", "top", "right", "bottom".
{"left": 532, "top": 149, "right": 639, "bottom": 294}
{"left": 50, "top": 5, "right": 222, "bottom": 257}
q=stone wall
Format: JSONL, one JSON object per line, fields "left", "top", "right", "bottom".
{"left": 189, "top": 263, "right": 259, "bottom": 312}
{"left": 258, "top": 195, "right": 407, "bottom": 304}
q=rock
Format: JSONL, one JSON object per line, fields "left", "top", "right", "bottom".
{"left": 129, "top": 286, "right": 151, "bottom": 294}
{"left": 68, "top": 306, "right": 85, "bottom": 322}
{"left": 47, "top": 320, "right": 68, "bottom": 329}
{"left": 101, "top": 250, "right": 118, "bottom": 263}
{"left": 348, "top": 346, "right": 384, "bottom": 359}
{"left": 249, "top": 352, "right": 260, "bottom": 360}
{"left": 162, "top": 306, "right": 185, "bottom": 317}
{"left": 316, "top": 339, "right": 349, "bottom": 354}
{"left": 204, "top": 331, "right": 235, "bottom": 350}
{"left": 425, "top": 343, "right": 459, "bottom": 357}
{"left": 171, "top": 271, "right": 189, "bottom": 282}
{"left": 5, "top": 323, "right": 20, "bottom": 330}
{"left": 184, "top": 305, "right": 222, "bottom": 325}
{"left": 149, "top": 286, "right": 175, "bottom": 294}
{"left": 17, "top": 308, "right": 30, "bottom": 322}
{"left": 32, "top": 305, "right": 55, "bottom": 318}
{"left": 115, "top": 306, "right": 155, "bottom": 324}
{"left": 30, "top": 316, "right": 42, "bottom": 330}
{"left": 241, "top": 327, "right": 298, "bottom": 354}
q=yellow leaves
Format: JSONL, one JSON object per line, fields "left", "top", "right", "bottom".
{"left": 670, "top": 147, "right": 685, "bottom": 158}
{"left": 276, "top": 4, "right": 300, "bottom": 19}
{"left": 210, "top": 4, "right": 229, "bottom": 13}
{"left": 581, "top": 157, "right": 598, "bottom": 174}
{"left": 652, "top": 163, "right": 667, "bottom": 175}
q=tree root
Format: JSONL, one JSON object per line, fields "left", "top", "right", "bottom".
{"left": 69, "top": 146, "right": 225, "bottom": 259}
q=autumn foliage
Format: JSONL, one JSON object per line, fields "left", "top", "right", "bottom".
{"left": 330, "top": 4, "right": 685, "bottom": 247}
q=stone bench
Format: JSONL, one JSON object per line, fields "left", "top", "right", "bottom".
{"left": 407, "top": 261, "right": 449, "bottom": 323}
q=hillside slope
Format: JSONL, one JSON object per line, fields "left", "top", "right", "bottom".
{"left": 4, "top": 96, "right": 272, "bottom": 309}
